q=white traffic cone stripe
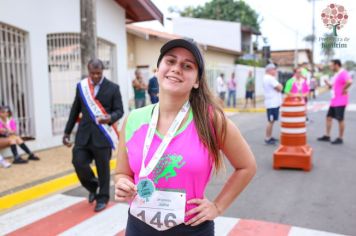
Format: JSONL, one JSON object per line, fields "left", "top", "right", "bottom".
{"left": 281, "top": 106, "right": 306, "bottom": 112}
{"left": 281, "top": 128, "right": 307, "bottom": 134}
{"left": 281, "top": 117, "right": 307, "bottom": 123}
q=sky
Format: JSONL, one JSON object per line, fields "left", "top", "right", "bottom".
{"left": 143, "top": 0, "right": 356, "bottom": 63}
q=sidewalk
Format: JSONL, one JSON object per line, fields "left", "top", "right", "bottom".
{"left": 0, "top": 146, "right": 73, "bottom": 196}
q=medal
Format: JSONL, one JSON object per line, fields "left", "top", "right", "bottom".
{"left": 137, "top": 101, "right": 190, "bottom": 200}
{"left": 137, "top": 178, "right": 155, "bottom": 202}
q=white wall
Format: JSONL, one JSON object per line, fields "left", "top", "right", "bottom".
{"left": 173, "top": 17, "right": 241, "bottom": 52}
{"left": 0, "top": 0, "right": 127, "bottom": 152}
{"left": 97, "top": 0, "right": 128, "bottom": 114}
{"left": 234, "top": 65, "right": 265, "bottom": 99}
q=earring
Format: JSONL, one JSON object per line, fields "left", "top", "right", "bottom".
{"left": 193, "top": 84, "right": 199, "bottom": 89}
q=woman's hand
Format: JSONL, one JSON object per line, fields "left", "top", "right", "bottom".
{"left": 114, "top": 177, "right": 137, "bottom": 202}
{"left": 185, "top": 198, "right": 221, "bottom": 226}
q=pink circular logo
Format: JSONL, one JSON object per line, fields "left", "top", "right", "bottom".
{"left": 321, "top": 3, "right": 348, "bottom": 36}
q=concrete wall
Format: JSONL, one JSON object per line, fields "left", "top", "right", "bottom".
{"left": 234, "top": 65, "right": 265, "bottom": 99}
{"left": 0, "top": 0, "right": 127, "bottom": 153}
{"left": 203, "top": 50, "right": 236, "bottom": 68}
{"left": 133, "top": 37, "right": 162, "bottom": 70}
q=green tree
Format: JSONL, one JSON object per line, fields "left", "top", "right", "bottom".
{"left": 178, "top": 0, "right": 260, "bottom": 32}
{"left": 344, "top": 60, "right": 356, "bottom": 71}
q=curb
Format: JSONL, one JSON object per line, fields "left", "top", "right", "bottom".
{"left": 0, "top": 159, "right": 117, "bottom": 211}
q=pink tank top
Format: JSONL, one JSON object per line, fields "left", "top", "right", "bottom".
{"left": 125, "top": 105, "right": 214, "bottom": 222}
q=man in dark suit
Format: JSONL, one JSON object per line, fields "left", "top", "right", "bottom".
{"left": 63, "top": 59, "right": 124, "bottom": 212}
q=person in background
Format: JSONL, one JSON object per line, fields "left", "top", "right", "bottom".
{"left": 283, "top": 72, "right": 296, "bottom": 95}
{"left": 317, "top": 59, "right": 353, "bottom": 144}
{"left": 0, "top": 105, "right": 40, "bottom": 164}
{"left": 148, "top": 69, "right": 159, "bottom": 104}
{"left": 63, "top": 59, "right": 124, "bottom": 212}
{"left": 263, "top": 63, "right": 283, "bottom": 145}
{"left": 217, "top": 73, "right": 227, "bottom": 106}
{"left": 244, "top": 70, "right": 256, "bottom": 108}
{"left": 132, "top": 69, "right": 148, "bottom": 109}
{"left": 309, "top": 77, "right": 318, "bottom": 100}
{"left": 0, "top": 153, "right": 11, "bottom": 168}
{"left": 288, "top": 67, "right": 310, "bottom": 101}
{"left": 227, "top": 72, "right": 237, "bottom": 108}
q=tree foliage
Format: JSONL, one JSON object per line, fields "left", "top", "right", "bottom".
{"left": 344, "top": 60, "right": 356, "bottom": 71}
{"left": 179, "top": 0, "right": 260, "bottom": 32}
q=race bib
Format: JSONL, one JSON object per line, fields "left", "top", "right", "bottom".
{"left": 130, "top": 189, "right": 186, "bottom": 231}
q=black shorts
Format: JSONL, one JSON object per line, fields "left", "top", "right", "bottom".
{"left": 245, "top": 91, "right": 254, "bottom": 99}
{"left": 327, "top": 106, "right": 346, "bottom": 121}
{"left": 266, "top": 107, "right": 280, "bottom": 122}
{"left": 125, "top": 211, "right": 214, "bottom": 236}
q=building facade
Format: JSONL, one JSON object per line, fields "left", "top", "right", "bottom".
{"left": 0, "top": 0, "right": 161, "bottom": 153}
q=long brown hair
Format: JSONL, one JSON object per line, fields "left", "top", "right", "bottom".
{"left": 189, "top": 72, "right": 227, "bottom": 172}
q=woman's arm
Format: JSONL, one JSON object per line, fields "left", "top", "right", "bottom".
{"left": 186, "top": 117, "right": 256, "bottom": 226}
{"left": 212, "top": 118, "right": 257, "bottom": 213}
{"left": 114, "top": 117, "right": 137, "bottom": 202}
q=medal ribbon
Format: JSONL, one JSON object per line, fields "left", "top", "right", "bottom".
{"left": 139, "top": 101, "right": 190, "bottom": 178}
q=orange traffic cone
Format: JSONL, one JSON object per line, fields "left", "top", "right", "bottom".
{"left": 273, "top": 96, "right": 313, "bottom": 171}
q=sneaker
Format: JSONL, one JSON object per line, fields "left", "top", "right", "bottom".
{"left": 331, "top": 138, "right": 343, "bottom": 145}
{"left": 13, "top": 157, "right": 28, "bottom": 164}
{"left": 0, "top": 159, "right": 11, "bottom": 168}
{"left": 271, "top": 137, "right": 279, "bottom": 142}
{"left": 317, "top": 135, "right": 330, "bottom": 142}
{"left": 265, "top": 138, "right": 276, "bottom": 145}
{"left": 28, "top": 154, "right": 40, "bottom": 161}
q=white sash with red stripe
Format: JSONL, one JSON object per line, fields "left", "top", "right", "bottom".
{"left": 78, "top": 78, "right": 119, "bottom": 149}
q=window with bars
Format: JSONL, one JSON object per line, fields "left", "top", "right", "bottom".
{"left": 0, "top": 22, "right": 34, "bottom": 138}
{"left": 47, "top": 33, "right": 115, "bottom": 135}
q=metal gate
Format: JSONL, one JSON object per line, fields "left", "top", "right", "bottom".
{"left": 205, "top": 64, "right": 235, "bottom": 94}
{"left": 47, "top": 33, "right": 115, "bottom": 135}
{"left": 0, "top": 22, "right": 34, "bottom": 138}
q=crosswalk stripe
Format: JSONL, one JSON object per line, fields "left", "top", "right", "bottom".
{"left": 0, "top": 194, "right": 347, "bottom": 236}
{"left": 59, "top": 203, "right": 129, "bottom": 236}
{"left": 8, "top": 200, "right": 114, "bottom": 236}
{"left": 288, "top": 226, "right": 346, "bottom": 236}
{"left": 0, "top": 194, "right": 82, "bottom": 235}
{"left": 227, "top": 219, "right": 291, "bottom": 236}
{"left": 214, "top": 216, "right": 240, "bottom": 235}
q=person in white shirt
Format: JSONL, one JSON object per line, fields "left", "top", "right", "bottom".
{"left": 263, "top": 63, "right": 283, "bottom": 145}
{"left": 217, "top": 73, "right": 227, "bottom": 105}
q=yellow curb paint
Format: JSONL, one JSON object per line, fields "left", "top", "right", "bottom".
{"left": 0, "top": 159, "right": 117, "bottom": 211}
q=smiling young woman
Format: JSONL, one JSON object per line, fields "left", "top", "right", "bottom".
{"left": 114, "top": 38, "right": 257, "bottom": 236}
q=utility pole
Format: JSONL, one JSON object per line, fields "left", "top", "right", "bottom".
{"left": 80, "top": 0, "right": 97, "bottom": 77}
{"left": 311, "top": 0, "right": 316, "bottom": 79}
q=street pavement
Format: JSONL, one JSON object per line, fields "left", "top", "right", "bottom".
{"left": 205, "top": 86, "right": 356, "bottom": 235}
{"left": 1, "top": 86, "right": 355, "bottom": 235}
